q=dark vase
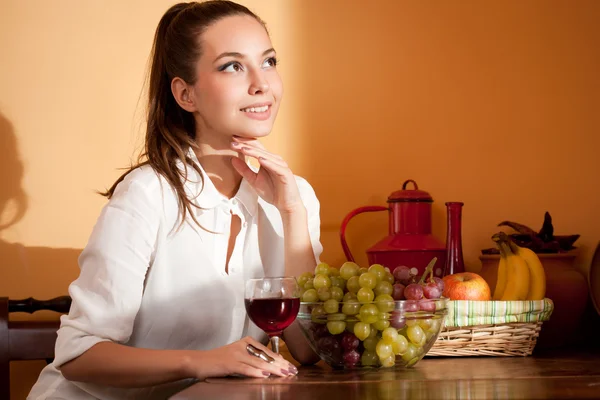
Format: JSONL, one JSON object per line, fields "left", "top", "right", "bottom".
{"left": 444, "top": 202, "right": 465, "bottom": 276}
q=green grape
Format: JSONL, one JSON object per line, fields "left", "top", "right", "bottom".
{"left": 405, "top": 319, "right": 418, "bottom": 327}
{"left": 297, "top": 272, "right": 314, "bottom": 288}
{"left": 383, "top": 271, "right": 395, "bottom": 285}
{"left": 372, "top": 318, "right": 390, "bottom": 331}
{"left": 317, "top": 287, "right": 331, "bottom": 301}
{"left": 323, "top": 299, "right": 339, "bottom": 314}
{"left": 346, "top": 276, "right": 360, "bottom": 293}
{"left": 380, "top": 353, "right": 395, "bottom": 368}
{"left": 358, "top": 267, "right": 368, "bottom": 275}
{"left": 327, "top": 321, "right": 346, "bottom": 335}
{"left": 376, "top": 339, "right": 393, "bottom": 359}
{"left": 401, "top": 343, "right": 418, "bottom": 362}
{"left": 328, "top": 267, "right": 340, "bottom": 277}
{"left": 341, "top": 299, "right": 361, "bottom": 316}
{"left": 304, "top": 280, "right": 314, "bottom": 290}
{"left": 340, "top": 262, "right": 360, "bottom": 280}
{"left": 345, "top": 320, "right": 356, "bottom": 333}
{"left": 358, "top": 272, "right": 377, "bottom": 289}
{"left": 359, "top": 304, "right": 379, "bottom": 324}
{"left": 327, "top": 313, "right": 346, "bottom": 321}
{"left": 419, "top": 318, "right": 433, "bottom": 331}
{"left": 363, "top": 336, "right": 378, "bottom": 352}
{"left": 368, "top": 264, "right": 386, "bottom": 282}
{"left": 330, "top": 286, "right": 344, "bottom": 301}
{"left": 298, "top": 288, "right": 306, "bottom": 299}
{"left": 343, "top": 292, "right": 357, "bottom": 302}
{"left": 361, "top": 350, "right": 379, "bottom": 366}
{"left": 428, "top": 318, "right": 441, "bottom": 333}
{"left": 406, "top": 356, "right": 420, "bottom": 367}
{"left": 392, "top": 334, "right": 408, "bottom": 355}
{"left": 302, "top": 288, "right": 318, "bottom": 302}
{"left": 311, "top": 305, "right": 327, "bottom": 322}
{"left": 374, "top": 281, "right": 393, "bottom": 297}
{"left": 407, "top": 325, "right": 426, "bottom": 346}
{"left": 357, "top": 287, "right": 375, "bottom": 303}
{"left": 368, "top": 324, "right": 379, "bottom": 339}
{"left": 382, "top": 327, "right": 399, "bottom": 344}
{"left": 313, "top": 274, "right": 331, "bottom": 290}
{"left": 353, "top": 321, "right": 371, "bottom": 341}
{"left": 314, "top": 262, "right": 330, "bottom": 276}
{"left": 374, "top": 294, "right": 394, "bottom": 312}
{"left": 329, "top": 276, "right": 346, "bottom": 290}
{"left": 425, "top": 331, "right": 435, "bottom": 342}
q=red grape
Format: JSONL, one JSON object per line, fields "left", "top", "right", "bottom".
{"left": 403, "top": 283, "right": 424, "bottom": 300}
{"left": 404, "top": 300, "right": 419, "bottom": 312}
{"left": 391, "top": 283, "right": 406, "bottom": 300}
{"left": 419, "top": 299, "right": 436, "bottom": 312}
{"left": 392, "top": 266, "right": 411, "bottom": 281}
{"left": 341, "top": 332, "right": 360, "bottom": 351}
{"left": 390, "top": 312, "right": 406, "bottom": 329}
{"left": 343, "top": 350, "right": 361, "bottom": 366}
{"left": 432, "top": 277, "right": 444, "bottom": 292}
{"left": 423, "top": 281, "right": 442, "bottom": 299}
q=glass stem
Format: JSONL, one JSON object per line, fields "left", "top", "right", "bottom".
{"left": 270, "top": 335, "right": 280, "bottom": 354}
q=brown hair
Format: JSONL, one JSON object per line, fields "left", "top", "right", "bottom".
{"left": 102, "top": 1, "right": 265, "bottom": 229}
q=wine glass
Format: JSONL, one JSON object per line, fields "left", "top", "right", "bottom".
{"left": 244, "top": 277, "right": 301, "bottom": 354}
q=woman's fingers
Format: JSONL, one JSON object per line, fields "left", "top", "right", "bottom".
{"left": 231, "top": 142, "right": 286, "bottom": 167}
{"left": 243, "top": 338, "right": 297, "bottom": 376}
{"left": 258, "top": 157, "right": 290, "bottom": 179}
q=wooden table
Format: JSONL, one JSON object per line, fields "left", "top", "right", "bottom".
{"left": 170, "top": 348, "right": 600, "bottom": 399}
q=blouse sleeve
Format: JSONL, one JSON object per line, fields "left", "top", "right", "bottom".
{"left": 296, "top": 177, "right": 324, "bottom": 265}
{"left": 53, "top": 169, "right": 162, "bottom": 368}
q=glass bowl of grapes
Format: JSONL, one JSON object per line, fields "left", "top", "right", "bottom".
{"left": 296, "top": 259, "right": 448, "bottom": 369}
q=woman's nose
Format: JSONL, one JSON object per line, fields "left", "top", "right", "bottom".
{"left": 249, "top": 72, "right": 270, "bottom": 95}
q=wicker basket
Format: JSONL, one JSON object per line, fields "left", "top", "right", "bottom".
{"left": 426, "top": 298, "right": 553, "bottom": 357}
{"left": 428, "top": 322, "right": 543, "bottom": 356}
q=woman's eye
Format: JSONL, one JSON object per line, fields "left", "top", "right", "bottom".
{"left": 263, "top": 57, "right": 278, "bottom": 68}
{"left": 219, "top": 62, "right": 243, "bottom": 72}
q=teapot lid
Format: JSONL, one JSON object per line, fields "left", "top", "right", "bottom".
{"left": 388, "top": 179, "right": 433, "bottom": 203}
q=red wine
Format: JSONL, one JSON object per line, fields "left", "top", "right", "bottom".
{"left": 245, "top": 298, "right": 300, "bottom": 336}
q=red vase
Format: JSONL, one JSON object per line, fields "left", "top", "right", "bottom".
{"left": 444, "top": 202, "right": 465, "bottom": 276}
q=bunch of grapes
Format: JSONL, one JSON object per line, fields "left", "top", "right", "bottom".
{"left": 297, "top": 259, "right": 446, "bottom": 369}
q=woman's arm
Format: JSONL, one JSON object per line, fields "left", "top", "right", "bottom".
{"left": 60, "top": 336, "right": 295, "bottom": 387}
{"left": 280, "top": 206, "right": 321, "bottom": 365}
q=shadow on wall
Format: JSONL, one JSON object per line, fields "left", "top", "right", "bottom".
{"left": 0, "top": 110, "right": 82, "bottom": 400}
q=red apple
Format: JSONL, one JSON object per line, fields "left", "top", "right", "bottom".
{"left": 442, "top": 272, "right": 491, "bottom": 301}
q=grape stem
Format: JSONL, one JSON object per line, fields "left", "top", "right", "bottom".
{"left": 418, "top": 257, "right": 438, "bottom": 285}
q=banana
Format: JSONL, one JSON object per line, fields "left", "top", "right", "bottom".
{"left": 493, "top": 255, "right": 508, "bottom": 300}
{"left": 499, "top": 241, "right": 530, "bottom": 300}
{"left": 509, "top": 241, "right": 546, "bottom": 300}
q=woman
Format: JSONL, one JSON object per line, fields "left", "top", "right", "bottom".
{"left": 29, "top": 1, "right": 321, "bottom": 399}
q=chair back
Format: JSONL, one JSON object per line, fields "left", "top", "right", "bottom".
{"left": 0, "top": 296, "right": 71, "bottom": 399}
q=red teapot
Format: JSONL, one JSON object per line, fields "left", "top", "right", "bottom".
{"left": 340, "top": 179, "right": 462, "bottom": 278}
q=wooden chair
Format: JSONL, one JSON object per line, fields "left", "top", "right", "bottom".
{"left": 0, "top": 296, "right": 71, "bottom": 399}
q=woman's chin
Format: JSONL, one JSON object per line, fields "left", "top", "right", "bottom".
{"left": 232, "top": 129, "right": 271, "bottom": 139}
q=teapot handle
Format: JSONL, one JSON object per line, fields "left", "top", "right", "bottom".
{"left": 340, "top": 206, "right": 388, "bottom": 262}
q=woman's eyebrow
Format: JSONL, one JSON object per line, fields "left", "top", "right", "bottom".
{"left": 213, "top": 48, "right": 276, "bottom": 63}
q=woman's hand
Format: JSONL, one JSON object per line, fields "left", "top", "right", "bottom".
{"left": 185, "top": 336, "right": 298, "bottom": 380}
{"left": 230, "top": 137, "right": 304, "bottom": 215}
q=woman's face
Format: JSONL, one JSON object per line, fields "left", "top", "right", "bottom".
{"left": 191, "top": 14, "right": 283, "bottom": 140}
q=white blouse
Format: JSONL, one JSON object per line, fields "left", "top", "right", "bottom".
{"left": 28, "top": 152, "right": 323, "bottom": 400}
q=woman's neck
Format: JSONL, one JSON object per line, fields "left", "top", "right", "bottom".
{"left": 192, "top": 131, "right": 243, "bottom": 199}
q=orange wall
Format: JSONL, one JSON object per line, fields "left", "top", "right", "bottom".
{"left": 1, "top": 1, "right": 599, "bottom": 398}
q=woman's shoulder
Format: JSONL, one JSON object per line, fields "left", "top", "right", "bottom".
{"left": 111, "top": 164, "right": 175, "bottom": 205}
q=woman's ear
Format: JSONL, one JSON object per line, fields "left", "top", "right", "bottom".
{"left": 171, "top": 77, "right": 197, "bottom": 112}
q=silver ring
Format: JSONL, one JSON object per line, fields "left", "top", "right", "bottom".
{"left": 246, "top": 344, "right": 275, "bottom": 363}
